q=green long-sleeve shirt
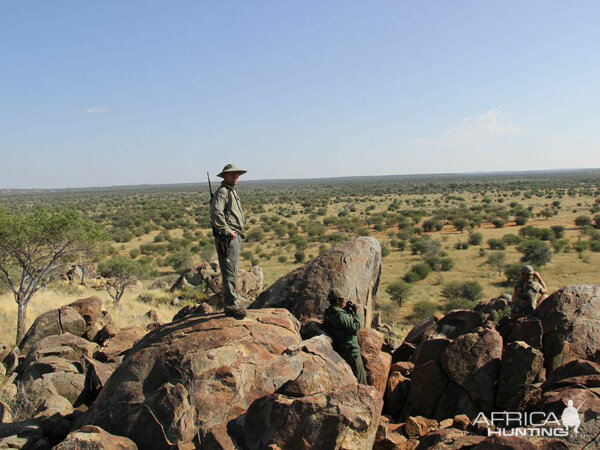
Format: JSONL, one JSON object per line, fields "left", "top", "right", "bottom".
{"left": 210, "top": 182, "right": 246, "bottom": 236}
{"left": 323, "top": 306, "right": 362, "bottom": 352}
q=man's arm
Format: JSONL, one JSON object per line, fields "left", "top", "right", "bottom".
{"left": 534, "top": 272, "right": 548, "bottom": 293}
{"left": 210, "top": 189, "right": 233, "bottom": 236}
{"left": 335, "top": 310, "right": 361, "bottom": 334}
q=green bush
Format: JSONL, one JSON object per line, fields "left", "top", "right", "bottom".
{"left": 518, "top": 239, "right": 552, "bottom": 266}
{"left": 590, "top": 241, "right": 600, "bottom": 252}
{"left": 386, "top": 281, "right": 412, "bottom": 306}
{"left": 441, "top": 280, "right": 484, "bottom": 303}
{"left": 504, "top": 263, "right": 522, "bottom": 284}
{"left": 468, "top": 232, "right": 483, "bottom": 246}
{"left": 424, "top": 256, "right": 454, "bottom": 271}
{"left": 412, "top": 300, "right": 438, "bottom": 320}
{"left": 381, "top": 244, "right": 390, "bottom": 257}
{"left": 454, "top": 241, "right": 469, "bottom": 250}
{"left": 403, "top": 271, "right": 421, "bottom": 283}
{"left": 502, "top": 234, "right": 522, "bottom": 246}
{"left": 411, "top": 262, "right": 432, "bottom": 280}
{"left": 487, "top": 239, "right": 506, "bottom": 250}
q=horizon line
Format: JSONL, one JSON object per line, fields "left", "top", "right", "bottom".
{"left": 1, "top": 166, "right": 599, "bottom": 193}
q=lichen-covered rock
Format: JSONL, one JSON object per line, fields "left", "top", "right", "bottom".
{"left": 536, "top": 285, "right": 600, "bottom": 371}
{"left": 19, "top": 307, "right": 86, "bottom": 353}
{"left": 79, "top": 309, "right": 304, "bottom": 449}
{"left": 93, "top": 327, "right": 147, "bottom": 362}
{"left": 359, "top": 329, "right": 392, "bottom": 396}
{"left": 55, "top": 425, "right": 138, "bottom": 449}
{"left": 243, "top": 384, "right": 383, "bottom": 450}
{"left": 440, "top": 325, "right": 502, "bottom": 412}
{"left": 251, "top": 237, "right": 382, "bottom": 326}
{"left": 496, "top": 341, "right": 545, "bottom": 411}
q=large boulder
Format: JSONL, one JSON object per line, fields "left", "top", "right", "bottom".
{"left": 536, "top": 285, "right": 600, "bottom": 371}
{"left": 68, "top": 296, "right": 115, "bottom": 342}
{"left": 440, "top": 325, "right": 502, "bottom": 413}
{"left": 17, "top": 333, "right": 98, "bottom": 408}
{"left": 496, "top": 341, "right": 545, "bottom": 411}
{"left": 19, "top": 307, "right": 86, "bottom": 353}
{"left": 171, "top": 263, "right": 264, "bottom": 302}
{"left": 243, "top": 384, "right": 383, "bottom": 450}
{"left": 251, "top": 237, "right": 382, "bottom": 326}
{"left": 18, "top": 297, "right": 115, "bottom": 352}
{"left": 55, "top": 425, "right": 138, "bottom": 449}
{"left": 359, "top": 329, "right": 392, "bottom": 396}
{"left": 79, "top": 308, "right": 367, "bottom": 449}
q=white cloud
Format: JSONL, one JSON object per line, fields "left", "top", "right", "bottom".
{"left": 418, "top": 107, "right": 524, "bottom": 147}
{"left": 85, "top": 107, "right": 108, "bottom": 114}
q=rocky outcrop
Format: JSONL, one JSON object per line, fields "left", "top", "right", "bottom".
{"left": 19, "top": 307, "right": 86, "bottom": 353}
{"left": 244, "top": 384, "right": 382, "bottom": 450}
{"left": 171, "top": 262, "right": 264, "bottom": 302}
{"left": 18, "top": 296, "right": 114, "bottom": 352}
{"left": 77, "top": 308, "right": 380, "bottom": 449}
{"left": 55, "top": 425, "right": 138, "bottom": 449}
{"left": 536, "top": 285, "right": 600, "bottom": 371}
{"left": 359, "top": 329, "right": 392, "bottom": 396}
{"left": 251, "top": 237, "right": 382, "bottom": 326}
{"left": 496, "top": 341, "right": 545, "bottom": 411}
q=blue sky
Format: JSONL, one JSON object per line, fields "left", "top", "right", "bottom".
{"left": 1, "top": 1, "right": 599, "bottom": 188}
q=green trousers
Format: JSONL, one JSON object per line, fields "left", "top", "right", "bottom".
{"left": 214, "top": 234, "right": 242, "bottom": 307}
{"left": 338, "top": 346, "right": 368, "bottom": 385}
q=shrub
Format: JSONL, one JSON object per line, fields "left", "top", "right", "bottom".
{"left": 573, "top": 241, "right": 589, "bottom": 253}
{"left": 502, "top": 234, "right": 522, "bottom": 246}
{"left": 412, "top": 300, "right": 438, "bottom": 320}
{"left": 165, "top": 249, "right": 194, "bottom": 273}
{"left": 491, "top": 218, "right": 505, "bottom": 228}
{"left": 294, "top": 251, "right": 306, "bottom": 263}
{"left": 403, "top": 271, "right": 422, "bottom": 283}
{"left": 386, "top": 281, "right": 412, "bottom": 306}
{"left": 381, "top": 244, "right": 390, "bottom": 257}
{"left": 454, "top": 241, "right": 469, "bottom": 250}
{"left": 590, "top": 241, "right": 600, "bottom": 252}
{"left": 411, "top": 263, "right": 432, "bottom": 280}
{"left": 504, "top": 263, "right": 522, "bottom": 284}
{"left": 575, "top": 215, "right": 592, "bottom": 228}
{"left": 441, "top": 280, "right": 484, "bottom": 303}
{"left": 551, "top": 225, "right": 566, "bottom": 239}
{"left": 425, "top": 256, "right": 454, "bottom": 272}
{"left": 468, "top": 232, "right": 483, "bottom": 246}
{"left": 518, "top": 239, "right": 552, "bottom": 266}
{"left": 487, "top": 239, "right": 506, "bottom": 250}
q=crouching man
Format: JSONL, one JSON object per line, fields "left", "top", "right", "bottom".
{"left": 323, "top": 286, "right": 368, "bottom": 384}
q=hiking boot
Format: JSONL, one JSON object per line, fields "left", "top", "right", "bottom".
{"left": 224, "top": 304, "right": 247, "bottom": 319}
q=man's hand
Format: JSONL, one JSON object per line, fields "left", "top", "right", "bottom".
{"left": 230, "top": 230, "right": 237, "bottom": 239}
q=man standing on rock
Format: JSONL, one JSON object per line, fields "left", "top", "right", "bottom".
{"left": 323, "top": 286, "right": 368, "bottom": 384}
{"left": 210, "top": 164, "right": 247, "bottom": 319}
{"left": 511, "top": 265, "right": 548, "bottom": 318}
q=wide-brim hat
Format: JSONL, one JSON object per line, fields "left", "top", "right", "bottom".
{"left": 521, "top": 265, "right": 534, "bottom": 275}
{"left": 331, "top": 286, "right": 350, "bottom": 300}
{"left": 217, "top": 163, "right": 247, "bottom": 178}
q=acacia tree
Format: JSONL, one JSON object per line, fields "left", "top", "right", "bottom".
{"left": 486, "top": 251, "right": 506, "bottom": 276}
{"left": 98, "top": 257, "right": 145, "bottom": 303}
{"left": 0, "top": 209, "right": 103, "bottom": 344}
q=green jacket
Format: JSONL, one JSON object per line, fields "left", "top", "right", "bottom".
{"left": 512, "top": 279, "right": 544, "bottom": 317}
{"left": 323, "top": 306, "right": 361, "bottom": 353}
{"left": 210, "top": 182, "right": 245, "bottom": 236}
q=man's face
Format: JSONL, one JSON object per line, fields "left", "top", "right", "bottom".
{"left": 223, "top": 172, "right": 242, "bottom": 186}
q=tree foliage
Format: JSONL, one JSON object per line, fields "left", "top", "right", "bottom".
{"left": 0, "top": 208, "right": 104, "bottom": 344}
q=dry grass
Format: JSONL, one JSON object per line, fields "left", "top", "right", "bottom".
{"left": 0, "top": 283, "right": 181, "bottom": 346}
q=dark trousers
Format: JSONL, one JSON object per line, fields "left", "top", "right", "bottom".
{"left": 215, "top": 234, "right": 242, "bottom": 307}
